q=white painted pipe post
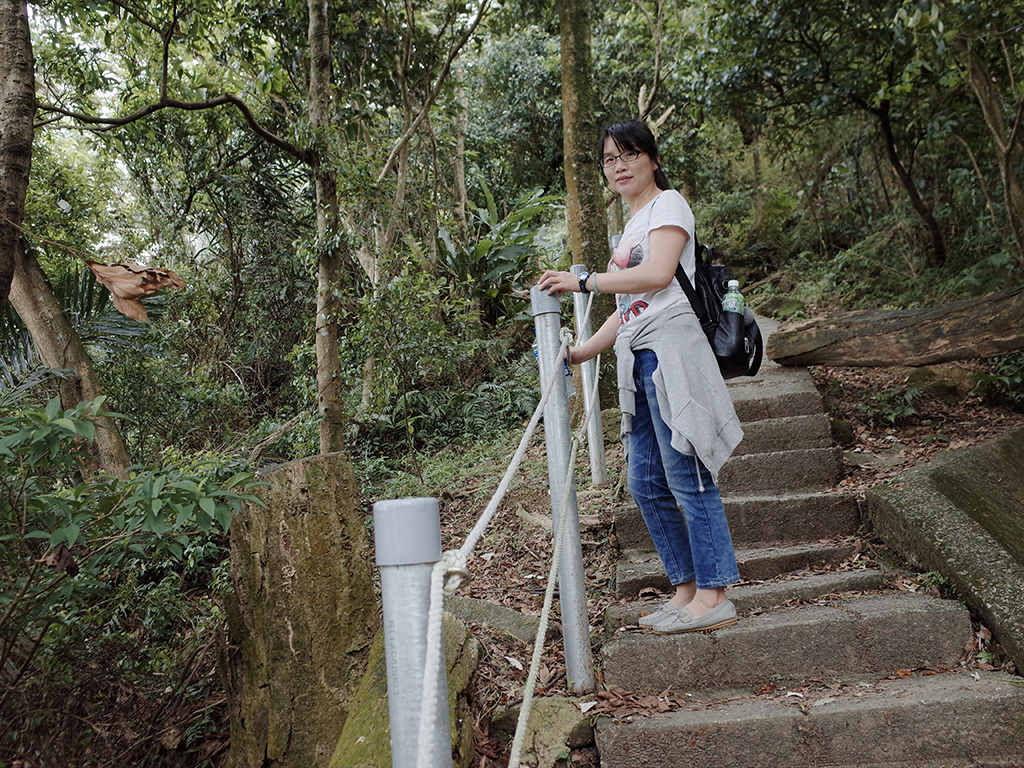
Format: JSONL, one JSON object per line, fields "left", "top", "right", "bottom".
{"left": 373, "top": 497, "right": 453, "bottom": 768}
{"left": 569, "top": 264, "right": 607, "bottom": 485}
{"left": 530, "top": 287, "right": 596, "bottom": 694}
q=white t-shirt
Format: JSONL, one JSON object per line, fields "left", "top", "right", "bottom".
{"left": 608, "top": 189, "right": 696, "bottom": 345}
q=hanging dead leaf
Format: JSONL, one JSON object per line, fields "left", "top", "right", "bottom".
{"left": 86, "top": 260, "right": 185, "bottom": 322}
{"left": 43, "top": 544, "right": 79, "bottom": 576}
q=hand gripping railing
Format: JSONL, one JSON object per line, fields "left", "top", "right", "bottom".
{"left": 373, "top": 287, "right": 600, "bottom": 768}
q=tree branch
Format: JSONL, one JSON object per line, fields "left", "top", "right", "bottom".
{"left": 36, "top": 96, "right": 315, "bottom": 165}
{"left": 376, "top": 0, "right": 491, "bottom": 182}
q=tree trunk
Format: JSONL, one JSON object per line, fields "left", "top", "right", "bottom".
{"left": 221, "top": 453, "right": 379, "bottom": 768}
{"left": 452, "top": 69, "right": 469, "bottom": 240}
{"left": 557, "top": 0, "right": 607, "bottom": 270}
{"left": 874, "top": 101, "right": 947, "bottom": 269}
{"left": 9, "top": 248, "right": 130, "bottom": 476}
{"left": 957, "top": 39, "right": 1024, "bottom": 264}
{"left": 0, "top": 0, "right": 34, "bottom": 309}
{"left": 307, "top": 0, "right": 349, "bottom": 455}
{"left": 766, "top": 285, "right": 1024, "bottom": 367}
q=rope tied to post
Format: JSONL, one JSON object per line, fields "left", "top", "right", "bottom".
{"left": 440, "top": 549, "right": 471, "bottom": 594}
{"left": 415, "top": 291, "right": 598, "bottom": 768}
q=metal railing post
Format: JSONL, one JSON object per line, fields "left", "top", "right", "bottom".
{"left": 529, "top": 287, "right": 596, "bottom": 694}
{"left": 373, "top": 497, "right": 453, "bottom": 768}
{"left": 569, "top": 264, "right": 607, "bottom": 485}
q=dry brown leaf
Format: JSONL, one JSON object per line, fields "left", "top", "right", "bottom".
{"left": 43, "top": 543, "right": 79, "bottom": 576}
{"left": 86, "top": 260, "right": 185, "bottom": 322}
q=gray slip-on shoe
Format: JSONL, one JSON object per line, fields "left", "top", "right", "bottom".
{"left": 649, "top": 599, "right": 737, "bottom": 635}
{"left": 637, "top": 601, "right": 673, "bottom": 628}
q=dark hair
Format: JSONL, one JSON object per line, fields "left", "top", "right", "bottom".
{"left": 599, "top": 119, "right": 672, "bottom": 190}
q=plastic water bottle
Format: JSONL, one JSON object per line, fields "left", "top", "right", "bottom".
{"left": 532, "top": 340, "right": 575, "bottom": 398}
{"left": 722, "top": 280, "right": 745, "bottom": 314}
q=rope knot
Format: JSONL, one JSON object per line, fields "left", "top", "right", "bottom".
{"left": 559, "top": 327, "right": 575, "bottom": 347}
{"left": 440, "top": 549, "right": 471, "bottom": 595}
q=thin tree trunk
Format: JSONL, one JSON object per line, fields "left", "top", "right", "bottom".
{"left": 10, "top": 247, "right": 130, "bottom": 477}
{"left": 452, "top": 69, "right": 469, "bottom": 240}
{"left": 0, "top": 0, "right": 34, "bottom": 308}
{"left": 735, "top": 113, "right": 764, "bottom": 238}
{"left": 308, "top": 0, "right": 348, "bottom": 455}
{"left": 874, "top": 101, "right": 947, "bottom": 268}
{"left": 958, "top": 40, "right": 1024, "bottom": 263}
{"left": 557, "top": 0, "right": 607, "bottom": 270}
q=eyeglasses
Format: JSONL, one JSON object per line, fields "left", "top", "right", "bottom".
{"left": 600, "top": 150, "right": 642, "bottom": 168}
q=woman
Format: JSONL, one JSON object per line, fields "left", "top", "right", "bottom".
{"left": 537, "top": 119, "right": 743, "bottom": 634}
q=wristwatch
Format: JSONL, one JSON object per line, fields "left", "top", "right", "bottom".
{"left": 578, "top": 271, "right": 591, "bottom": 294}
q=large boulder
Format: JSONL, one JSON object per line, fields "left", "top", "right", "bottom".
{"left": 221, "top": 453, "right": 380, "bottom": 768}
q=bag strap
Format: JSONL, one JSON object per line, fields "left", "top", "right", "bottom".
{"left": 674, "top": 232, "right": 712, "bottom": 329}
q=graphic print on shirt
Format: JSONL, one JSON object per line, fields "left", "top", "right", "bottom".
{"left": 609, "top": 231, "right": 648, "bottom": 325}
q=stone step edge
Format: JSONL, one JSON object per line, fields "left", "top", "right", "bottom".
{"left": 604, "top": 567, "right": 893, "bottom": 631}
{"left": 593, "top": 671, "right": 1024, "bottom": 768}
{"left": 599, "top": 593, "right": 973, "bottom": 694}
{"left": 718, "top": 489, "right": 859, "bottom": 504}
{"left": 612, "top": 491, "right": 864, "bottom": 552}
{"left": 591, "top": 668, "right": 1008, "bottom": 719}
{"left": 732, "top": 413, "right": 832, "bottom": 456}
{"left": 615, "top": 541, "right": 860, "bottom": 597}
{"left": 718, "top": 446, "right": 843, "bottom": 495}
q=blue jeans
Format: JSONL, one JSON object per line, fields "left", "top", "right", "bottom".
{"left": 627, "top": 349, "right": 740, "bottom": 589}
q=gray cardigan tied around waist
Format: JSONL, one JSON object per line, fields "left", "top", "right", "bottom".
{"left": 615, "top": 303, "right": 743, "bottom": 483}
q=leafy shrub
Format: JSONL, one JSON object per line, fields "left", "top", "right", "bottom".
{"left": 0, "top": 397, "right": 259, "bottom": 766}
{"left": 860, "top": 385, "right": 926, "bottom": 428}
{"left": 970, "top": 352, "right": 1024, "bottom": 412}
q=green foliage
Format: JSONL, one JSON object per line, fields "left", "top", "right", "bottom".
{"left": 464, "top": 29, "right": 564, "bottom": 200}
{"left": 0, "top": 397, "right": 261, "bottom": 764}
{"left": 969, "top": 352, "right": 1024, "bottom": 411}
{"left": 344, "top": 253, "right": 539, "bottom": 455}
{"left": 439, "top": 183, "right": 559, "bottom": 325}
{"left": 860, "top": 385, "right": 926, "bottom": 428}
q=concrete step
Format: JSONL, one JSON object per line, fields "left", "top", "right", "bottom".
{"left": 615, "top": 541, "right": 858, "bottom": 598}
{"left": 600, "top": 593, "right": 972, "bottom": 693}
{"left": 613, "top": 490, "right": 862, "bottom": 550}
{"left": 719, "top": 446, "right": 843, "bottom": 495}
{"left": 732, "top": 413, "right": 833, "bottom": 456}
{"left": 728, "top": 367, "right": 826, "bottom": 423}
{"left": 605, "top": 567, "right": 893, "bottom": 629}
{"left": 595, "top": 671, "right": 1024, "bottom": 768}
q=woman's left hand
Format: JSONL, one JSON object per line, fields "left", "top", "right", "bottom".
{"left": 537, "top": 270, "right": 576, "bottom": 295}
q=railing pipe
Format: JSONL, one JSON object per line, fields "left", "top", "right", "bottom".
{"left": 373, "top": 497, "right": 453, "bottom": 768}
{"left": 529, "top": 287, "right": 596, "bottom": 693}
{"left": 569, "top": 264, "right": 607, "bottom": 485}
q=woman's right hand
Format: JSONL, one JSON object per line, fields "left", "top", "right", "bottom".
{"left": 568, "top": 346, "right": 593, "bottom": 365}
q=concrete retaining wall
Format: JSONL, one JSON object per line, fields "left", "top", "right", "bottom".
{"left": 866, "top": 427, "right": 1024, "bottom": 670}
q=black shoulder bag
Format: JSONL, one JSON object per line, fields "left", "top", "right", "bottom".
{"left": 674, "top": 235, "right": 764, "bottom": 380}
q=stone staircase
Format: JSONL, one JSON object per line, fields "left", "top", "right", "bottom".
{"left": 594, "top": 330, "right": 1024, "bottom": 768}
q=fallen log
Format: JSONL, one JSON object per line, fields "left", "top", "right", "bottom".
{"left": 767, "top": 285, "right": 1024, "bottom": 367}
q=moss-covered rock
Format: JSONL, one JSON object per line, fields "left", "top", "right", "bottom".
{"left": 221, "top": 453, "right": 379, "bottom": 768}
{"left": 904, "top": 364, "right": 980, "bottom": 401}
{"left": 829, "top": 419, "right": 856, "bottom": 447}
{"left": 755, "top": 294, "right": 806, "bottom": 321}
{"left": 330, "top": 612, "right": 480, "bottom": 768}
{"left": 490, "top": 696, "right": 596, "bottom": 768}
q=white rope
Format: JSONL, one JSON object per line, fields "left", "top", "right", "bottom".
{"left": 415, "top": 292, "right": 597, "bottom": 768}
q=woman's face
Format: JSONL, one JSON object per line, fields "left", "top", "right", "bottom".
{"left": 601, "top": 136, "right": 659, "bottom": 204}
